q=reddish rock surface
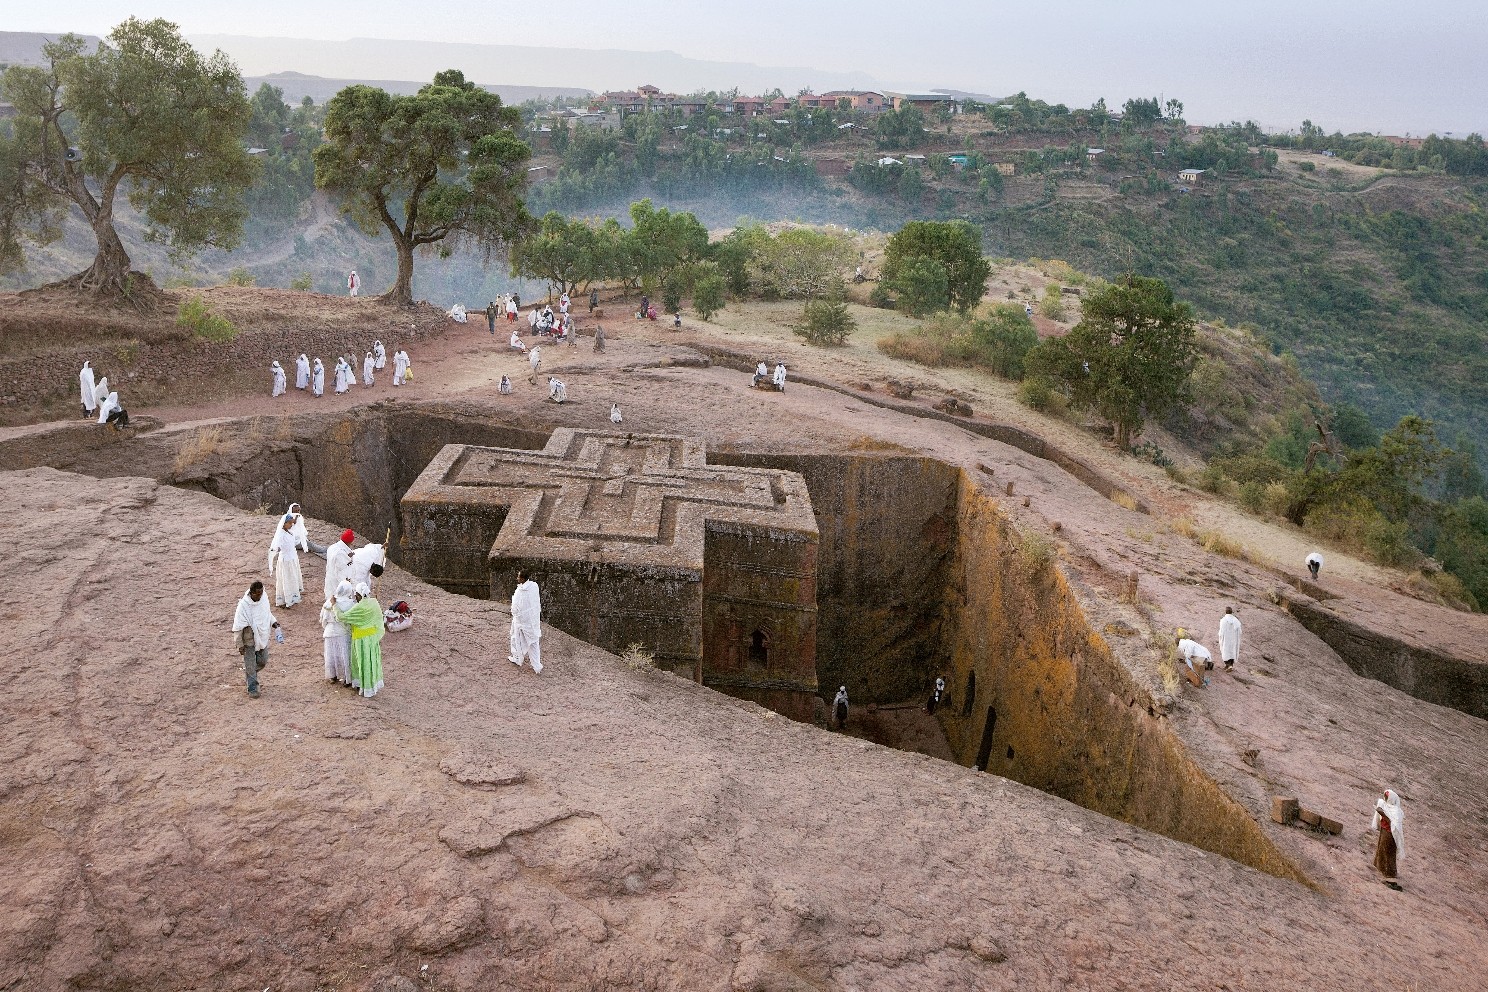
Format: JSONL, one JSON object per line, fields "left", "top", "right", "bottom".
{"left": 3, "top": 467, "right": 1487, "bottom": 991}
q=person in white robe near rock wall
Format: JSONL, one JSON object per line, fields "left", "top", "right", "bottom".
{"left": 373, "top": 340, "right": 387, "bottom": 370}
{"left": 324, "top": 529, "right": 356, "bottom": 602}
{"left": 321, "top": 577, "right": 356, "bottom": 685}
{"left": 363, "top": 351, "right": 375, "bottom": 387}
{"left": 509, "top": 571, "right": 543, "bottom": 674}
{"left": 312, "top": 359, "right": 325, "bottom": 397}
{"left": 272, "top": 361, "right": 287, "bottom": 397}
{"left": 1218, "top": 607, "right": 1242, "bottom": 673}
{"left": 296, "top": 354, "right": 310, "bottom": 390}
{"left": 393, "top": 349, "right": 410, "bottom": 386}
{"left": 267, "top": 516, "right": 304, "bottom": 608}
{"left": 80, "top": 362, "right": 97, "bottom": 419}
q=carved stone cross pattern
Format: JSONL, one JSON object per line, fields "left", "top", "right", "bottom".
{"left": 401, "top": 430, "right": 819, "bottom": 718}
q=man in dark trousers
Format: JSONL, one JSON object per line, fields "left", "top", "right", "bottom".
{"left": 486, "top": 301, "right": 498, "bottom": 335}
{"left": 589, "top": 287, "right": 599, "bottom": 312}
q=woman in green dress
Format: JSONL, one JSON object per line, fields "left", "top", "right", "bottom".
{"left": 336, "top": 582, "right": 385, "bottom": 697}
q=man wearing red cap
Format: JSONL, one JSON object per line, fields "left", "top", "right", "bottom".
{"left": 324, "top": 529, "right": 357, "bottom": 602}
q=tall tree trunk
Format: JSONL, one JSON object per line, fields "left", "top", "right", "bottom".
{"left": 382, "top": 236, "right": 416, "bottom": 306}
{"left": 79, "top": 218, "right": 134, "bottom": 296}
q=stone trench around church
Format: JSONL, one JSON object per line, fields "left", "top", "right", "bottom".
{"left": 1, "top": 402, "right": 1309, "bottom": 884}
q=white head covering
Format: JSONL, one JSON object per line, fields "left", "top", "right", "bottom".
{"left": 334, "top": 577, "right": 357, "bottom": 610}
{"left": 355, "top": 581, "right": 371, "bottom": 597}
{"left": 1373, "top": 789, "right": 1405, "bottom": 861}
{"left": 97, "top": 391, "right": 119, "bottom": 423}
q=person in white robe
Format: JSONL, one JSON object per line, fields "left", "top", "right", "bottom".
{"left": 506, "top": 297, "right": 518, "bottom": 322}
{"left": 321, "top": 577, "right": 356, "bottom": 684}
{"left": 1218, "top": 608, "right": 1242, "bottom": 672}
{"left": 267, "top": 516, "right": 304, "bottom": 607}
{"left": 1176, "top": 636, "right": 1211, "bottom": 687}
{"left": 559, "top": 292, "right": 569, "bottom": 314}
{"left": 324, "top": 529, "right": 357, "bottom": 601}
{"left": 1306, "top": 551, "right": 1323, "bottom": 580}
{"left": 96, "top": 390, "right": 120, "bottom": 425}
{"left": 296, "top": 354, "right": 310, "bottom": 390}
{"left": 343, "top": 355, "right": 358, "bottom": 387}
{"left": 93, "top": 376, "right": 110, "bottom": 411}
{"left": 753, "top": 361, "right": 768, "bottom": 387}
{"left": 773, "top": 362, "right": 787, "bottom": 390}
{"left": 347, "top": 541, "right": 387, "bottom": 588}
{"left": 528, "top": 345, "right": 542, "bottom": 383}
{"left": 334, "top": 358, "right": 350, "bottom": 394}
{"left": 373, "top": 340, "right": 387, "bottom": 370}
{"left": 498, "top": 375, "right": 512, "bottom": 395}
{"left": 80, "top": 362, "right": 98, "bottom": 418}
{"left": 271, "top": 361, "right": 287, "bottom": 397}
{"left": 547, "top": 377, "right": 567, "bottom": 403}
{"left": 509, "top": 328, "right": 526, "bottom": 352}
{"left": 611, "top": 403, "right": 622, "bottom": 424}
{"left": 232, "top": 581, "right": 279, "bottom": 697}
{"left": 393, "top": 349, "right": 410, "bottom": 386}
{"left": 528, "top": 307, "right": 539, "bottom": 331}
{"left": 348, "top": 269, "right": 360, "bottom": 296}
{"left": 363, "top": 352, "right": 375, "bottom": 386}
{"left": 312, "top": 358, "right": 326, "bottom": 396}
{"left": 509, "top": 571, "right": 543, "bottom": 674}
{"left": 281, "top": 502, "right": 311, "bottom": 553}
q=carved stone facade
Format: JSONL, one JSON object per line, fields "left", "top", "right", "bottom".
{"left": 401, "top": 429, "right": 820, "bottom": 718}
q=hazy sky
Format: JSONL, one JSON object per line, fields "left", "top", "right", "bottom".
{"left": 11, "top": 1, "right": 1488, "bottom": 134}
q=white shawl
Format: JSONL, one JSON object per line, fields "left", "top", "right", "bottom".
{"left": 1372, "top": 790, "right": 1405, "bottom": 861}
{"left": 232, "top": 590, "right": 276, "bottom": 650}
{"left": 80, "top": 362, "right": 97, "bottom": 411}
{"left": 97, "top": 392, "right": 119, "bottom": 424}
{"left": 511, "top": 580, "right": 542, "bottom": 640}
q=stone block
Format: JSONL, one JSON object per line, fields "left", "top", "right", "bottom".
{"left": 1271, "top": 797, "right": 1299, "bottom": 825}
{"left": 1317, "top": 814, "right": 1343, "bottom": 835}
{"left": 1298, "top": 808, "right": 1322, "bottom": 827}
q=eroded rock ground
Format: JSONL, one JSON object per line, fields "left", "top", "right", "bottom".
{"left": 3, "top": 308, "right": 1486, "bottom": 991}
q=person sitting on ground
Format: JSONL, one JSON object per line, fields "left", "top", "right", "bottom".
{"left": 646, "top": 304, "right": 658, "bottom": 321}
{"left": 1175, "top": 635, "right": 1212, "bottom": 687}
{"left": 611, "top": 403, "right": 622, "bottom": 425}
{"left": 96, "top": 389, "right": 123, "bottom": 427}
{"left": 509, "top": 328, "right": 527, "bottom": 352}
{"left": 1306, "top": 551, "right": 1323, "bottom": 580}
{"left": 547, "top": 377, "right": 568, "bottom": 403}
{"left": 104, "top": 399, "right": 130, "bottom": 431}
{"left": 753, "top": 361, "right": 768, "bottom": 388}
{"left": 499, "top": 374, "right": 512, "bottom": 395}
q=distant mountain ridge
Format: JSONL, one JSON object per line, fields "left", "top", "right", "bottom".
{"left": 0, "top": 30, "right": 99, "bottom": 65}
{"left": 189, "top": 33, "right": 896, "bottom": 97}
{"left": 246, "top": 71, "right": 590, "bottom": 105}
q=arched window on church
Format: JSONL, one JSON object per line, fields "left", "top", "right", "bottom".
{"left": 748, "top": 629, "right": 769, "bottom": 665}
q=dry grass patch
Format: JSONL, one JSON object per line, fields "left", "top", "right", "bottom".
{"left": 619, "top": 642, "right": 657, "bottom": 671}
{"left": 172, "top": 426, "right": 226, "bottom": 473}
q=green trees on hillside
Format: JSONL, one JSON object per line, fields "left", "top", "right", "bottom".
{"left": 314, "top": 69, "right": 533, "bottom": 305}
{"left": 1028, "top": 275, "right": 1198, "bottom": 448}
{"left": 882, "top": 220, "right": 991, "bottom": 315}
{"left": 0, "top": 20, "right": 255, "bottom": 296}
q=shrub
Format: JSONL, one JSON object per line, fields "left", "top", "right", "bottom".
{"left": 226, "top": 267, "right": 255, "bottom": 287}
{"left": 958, "top": 305, "right": 1039, "bottom": 379}
{"left": 1039, "top": 282, "right": 1065, "bottom": 319}
{"left": 1299, "top": 160, "right": 1316, "bottom": 173}
{"left": 1262, "top": 481, "right": 1292, "bottom": 517}
{"left": 692, "top": 274, "right": 726, "bottom": 321}
{"left": 177, "top": 295, "right": 237, "bottom": 343}
{"left": 794, "top": 298, "right": 857, "bottom": 346}
{"left": 661, "top": 281, "right": 682, "bottom": 315}
{"left": 1018, "top": 376, "right": 1066, "bottom": 414}
{"left": 290, "top": 272, "right": 313, "bottom": 291}
{"left": 1196, "top": 464, "right": 1229, "bottom": 494}
{"left": 1364, "top": 518, "right": 1417, "bottom": 568}
{"left": 878, "top": 330, "right": 948, "bottom": 365}
{"left": 868, "top": 282, "right": 894, "bottom": 309}
{"left": 1238, "top": 480, "right": 1266, "bottom": 514}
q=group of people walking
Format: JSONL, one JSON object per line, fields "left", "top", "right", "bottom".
{"left": 271, "top": 342, "right": 412, "bottom": 398}
{"left": 78, "top": 360, "right": 129, "bottom": 429}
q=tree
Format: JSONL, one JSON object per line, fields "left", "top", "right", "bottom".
{"left": 746, "top": 227, "right": 855, "bottom": 299}
{"left": 626, "top": 199, "right": 708, "bottom": 295}
{"left": 962, "top": 305, "right": 1039, "bottom": 379}
{"left": 0, "top": 21, "right": 255, "bottom": 297}
{"left": 1028, "top": 275, "right": 1198, "bottom": 448}
{"left": 314, "top": 69, "right": 533, "bottom": 305}
{"left": 510, "top": 212, "right": 598, "bottom": 297}
{"left": 794, "top": 297, "right": 857, "bottom": 346}
{"left": 888, "top": 256, "right": 949, "bottom": 316}
{"left": 693, "top": 272, "right": 726, "bottom": 321}
{"left": 882, "top": 220, "right": 990, "bottom": 314}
